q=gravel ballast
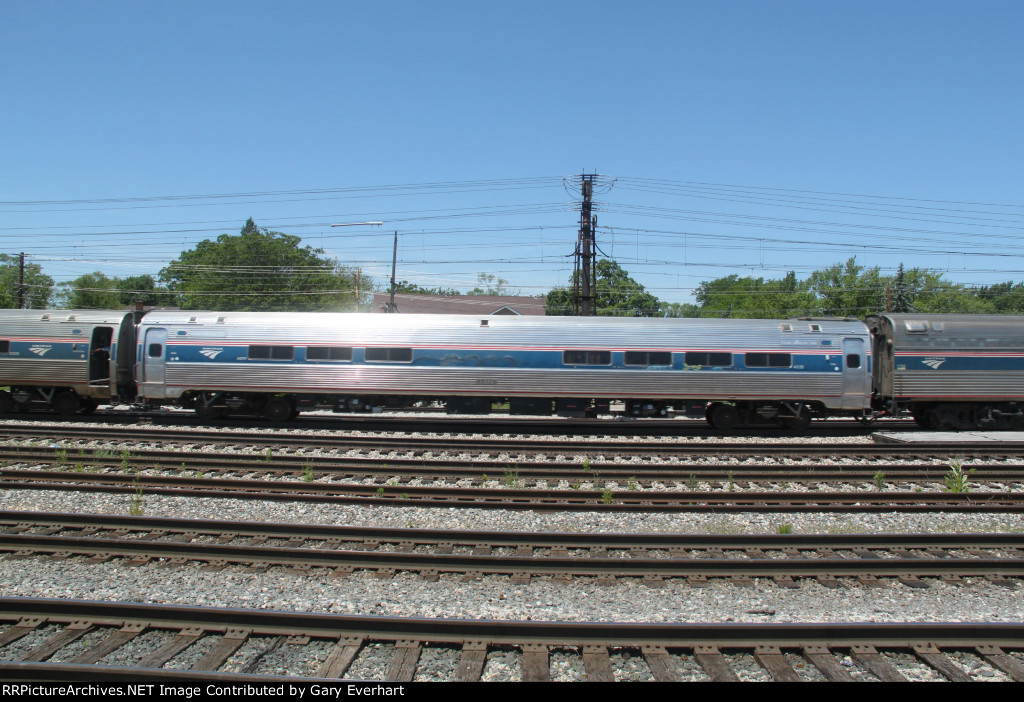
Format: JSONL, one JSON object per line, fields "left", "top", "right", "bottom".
{"left": 1, "top": 488, "right": 1022, "bottom": 625}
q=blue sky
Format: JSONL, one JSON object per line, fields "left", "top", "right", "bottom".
{"left": 2, "top": 1, "right": 1022, "bottom": 305}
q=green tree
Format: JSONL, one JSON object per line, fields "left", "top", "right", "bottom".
{"left": 0, "top": 254, "right": 53, "bottom": 308}
{"left": 690, "top": 259, "right": 991, "bottom": 320}
{"left": 546, "top": 260, "right": 661, "bottom": 316}
{"left": 393, "top": 280, "right": 462, "bottom": 296}
{"left": 975, "top": 281, "right": 1024, "bottom": 314}
{"left": 467, "top": 273, "right": 516, "bottom": 296}
{"left": 659, "top": 301, "right": 701, "bottom": 318}
{"left": 806, "top": 257, "right": 885, "bottom": 317}
{"left": 57, "top": 272, "right": 168, "bottom": 309}
{"left": 160, "top": 219, "right": 366, "bottom": 311}
{"left": 694, "top": 271, "right": 816, "bottom": 318}
{"left": 909, "top": 271, "right": 992, "bottom": 313}
{"left": 888, "top": 263, "right": 913, "bottom": 313}
{"left": 58, "top": 271, "right": 122, "bottom": 309}
{"left": 116, "top": 274, "right": 165, "bottom": 307}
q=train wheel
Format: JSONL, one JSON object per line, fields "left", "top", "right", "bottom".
{"left": 52, "top": 391, "right": 81, "bottom": 416}
{"left": 263, "top": 397, "right": 294, "bottom": 422}
{"left": 79, "top": 400, "right": 100, "bottom": 414}
{"left": 708, "top": 403, "right": 739, "bottom": 430}
{"left": 0, "top": 391, "right": 12, "bottom": 414}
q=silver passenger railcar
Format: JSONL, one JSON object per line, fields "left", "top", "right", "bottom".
{"left": 0, "top": 309, "right": 138, "bottom": 414}
{"left": 867, "top": 313, "right": 1024, "bottom": 429}
{"left": 135, "top": 311, "right": 874, "bottom": 427}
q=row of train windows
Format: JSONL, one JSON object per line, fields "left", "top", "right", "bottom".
{"left": 245, "top": 346, "right": 796, "bottom": 367}
{"left": 247, "top": 346, "right": 412, "bottom": 363}
{"left": 564, "top": 350, "right": 794, "bottom": 368}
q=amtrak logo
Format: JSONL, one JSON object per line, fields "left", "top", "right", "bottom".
{"left": 199, "top": 347, "right": 224, "bottom": 360}
{"left": 922, "top": 358, "right": 947, "bottom": 370}
{"left": 29, "top": 345, "right": 52, "bottom": 356}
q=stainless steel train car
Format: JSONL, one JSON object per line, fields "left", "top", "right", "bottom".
{"left": 0, "top": 309, "right": 142, "bottom": 414}
{"left": 2, "top": 309, "right": 874, "bottom": 428}
{"left": 867, "top": 313, "right": 1024, "bottom": 429}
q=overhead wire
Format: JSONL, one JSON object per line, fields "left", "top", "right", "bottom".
{"left": 6, "top": 174, "right": 1024, "bottom": 303}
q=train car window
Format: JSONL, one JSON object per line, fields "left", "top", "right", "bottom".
{"left": 365, "top": 347, "right": 413, "bottom": 363}
{"left": 745, "top": 352, "right": 792, "bottom": 368}
{"left": 625, "top": 351, "right": 672, "bottom": 366}
{"left": 0, "top": 340, "right": 9, "bottom": 353}
{"left": 846, "top": 353, "right": 861, "bottom": 369}
{"left": 147, "top": 343, "right": 163, "bottom": 358}
{"left": 684, "top": 352, "right": 733, "bottom": 367}
{"left": 563, "top": 350, "right": 611, "bottom": 365}
{"left": 307, "top": 346, "right": 353, "bottom": 362}
{"left": 249, "top": 345, "right": 294, "bottom": 360}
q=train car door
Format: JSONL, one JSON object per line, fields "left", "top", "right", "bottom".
{"left": 89, "top": 326, "right": 113, "bottom": 385}
{"left": 142, "top": 328, "right": 167, "bottom": 399}
{"left": 841, "top": 337, "right": 869, "bottom": 409}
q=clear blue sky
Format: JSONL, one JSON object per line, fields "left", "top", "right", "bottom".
{"left": 2, "top": 1, "right": 1022, "bottom": 305}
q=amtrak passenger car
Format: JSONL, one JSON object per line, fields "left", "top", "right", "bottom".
{"left": 0, "top": 309, "right": 137, "bottom": 414}
{"left": 135, "top": 311, "right": 873, "bottom": 427}
{"left": 868, "top": 314, "right": 1024, "bottom": 429}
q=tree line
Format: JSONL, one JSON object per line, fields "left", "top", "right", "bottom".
{"left": 4, "top": 219, "right": 1024, "bottom": 317}
{"left": 673, "top": 258, "right": 1024, "bottom": 318}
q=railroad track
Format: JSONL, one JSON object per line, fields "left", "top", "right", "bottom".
{"left": 1, "top": 597, "right": 1022, "bottom": 681}
{"left": 3, "top": 423, "right": 1022, "bottom": 460}
{"left": 0, "top": 411, "right": 904, "bottom": 438}
{"left": 4, "top": 445, "right": 1024, "bottom": 489}
{"left": 3, "top": 469, "right": 1021, "bottom": 511}
{"left": 2, "top": 512, "right": 1022, "bottom": 586}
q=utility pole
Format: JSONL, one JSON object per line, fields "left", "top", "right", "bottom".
{"left": 17, "top": 252, "right": 25, "bottom": 309}
{"left": 568, "top": 174, "right": 605, "bottom": 316}
{"left": 384, "top": 230, "right": 400, "bottom": 313}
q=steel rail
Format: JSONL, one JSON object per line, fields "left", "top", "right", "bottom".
{"left": 2, "top": 424, "right": 1022, "bottom": 458}
{"left": 4, "top": 510, "right": 1023, "bottom": 550}
{"left": 2, "top": 598, "right": 1023, "bottom": 681}
{"left": 5, "top": 446, "right": 1024, "bottom": 483}
{"left": 3, "top": 532, "right": 1023, "bottom": 580}
{"left": 1, "top": 470, "right": 1022, "bottom": 512}
{"left": 3, "top": 597, "right": 1024, "bottom": 647}
{"left": 0, "top": 413, "right": 905, "bottom": 438}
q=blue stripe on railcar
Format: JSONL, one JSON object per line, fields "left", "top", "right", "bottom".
{"left": 0, "top": 339, "right": 91, "bottom": 361}
{"left": 165, "top": 343, "right": 851, "bottom": 374}
{"left": 895, "top": 353, "right": 1024, "bottom": 372}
